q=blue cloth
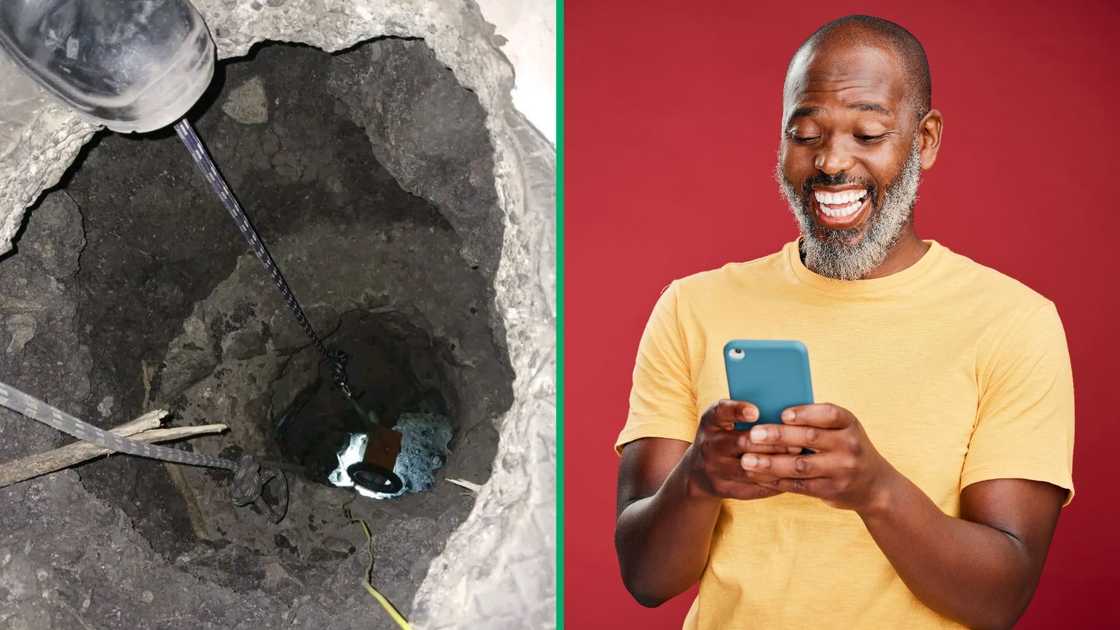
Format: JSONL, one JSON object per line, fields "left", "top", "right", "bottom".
{"left": 391, "top": 412, "right": 454, "bottom": 495}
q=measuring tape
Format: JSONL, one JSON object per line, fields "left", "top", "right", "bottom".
{"left": 0, "top": 380, "right": 288, "bottom": 521}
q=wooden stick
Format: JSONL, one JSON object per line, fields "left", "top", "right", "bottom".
{"left": 85, "top": 408, "right": 167, "bottom": 437}
{"left": 0, "top": 410, "right": 227, "bottom": 489}
{"left": 128, "top": 424, "right": 228, "bottom": 443}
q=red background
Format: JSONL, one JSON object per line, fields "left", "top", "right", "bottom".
{"left": 564, "top": 1, "right": 1120, "bottom": 628}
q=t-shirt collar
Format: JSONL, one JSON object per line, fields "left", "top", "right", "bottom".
{"left": 785, "top": 237, "right": 946, "bottom": 297}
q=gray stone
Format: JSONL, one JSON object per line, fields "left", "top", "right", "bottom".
{"left": 158, "top": 316, "right": 220, "bottom": 399}
{"left": 220, "top": 325, "right": 266, "bottom": 360}
{"left": 96, "top": 395, "right": 114, "bottom": 418}
{"left": 221, "top": 76, "right": 270, "bottom": 124}
{"left": 0, "top": 192, "right": 89, "bottom": 464}
{"left": 0, "top": 55, "right": 95, "bottom": 258}
{"left": 327, "top": 39, "right": 505, "bottom": 277}
{"left": 4, "top": 314, "right": 36, "bottom": 355}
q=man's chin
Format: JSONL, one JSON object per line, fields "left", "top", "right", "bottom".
{"left": 800, "top": 212, "right": 869, "bottom": 248}
{"left": 815, "top": 226, "right": 867, "bottom": 248}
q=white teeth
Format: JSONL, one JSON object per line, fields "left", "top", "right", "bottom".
{"left": 813, "top": 189, "right": 867, "bottom": 219}
{"left": 819, "top": 199, "right": 862, "bottom": 218}
{"left": 813, "top": 189, "right": 867, "bottom": 205}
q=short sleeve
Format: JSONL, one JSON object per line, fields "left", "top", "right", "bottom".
{"left": 962, "top": 302, "right": 1075, "bottom": 505}
{"left": 614, "top": 281, "right": 700, "bottom": 454}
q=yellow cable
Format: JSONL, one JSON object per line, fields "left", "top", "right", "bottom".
{"left": 350, "top": 510, "right": 411, "bottom": 630}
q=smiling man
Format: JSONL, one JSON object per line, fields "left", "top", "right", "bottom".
{"left": 614, "top": 15, "right": 1074, "bottom": 630}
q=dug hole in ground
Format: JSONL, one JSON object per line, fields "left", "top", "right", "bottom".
{"left": 0, "top": 3, "right": 555, "bottom": 629}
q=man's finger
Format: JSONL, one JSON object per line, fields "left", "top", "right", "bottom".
{"left": 780, "top": 403, "right": 854, "bottom": 430}
{"left": 706, "top": 429, "right": 749, "bottom": 458}
{"left": 701, "top": 399, "right": 761, "bottom": 431}
{"left": 721, "top": 483, "right": 782, "bottom": 501}
{"left": 741, "top": 452, "right": 847, "bottom": 478}
{"left": 712, "top": 458, "right": 778, "bottom": 484}
{"left": 742, "top": 442, "right": 803, "bottom": 455}
{"left": 735, "top": 433, "right": 801, "bottom": 454}
{"left": 747, "top": 423, "right": 841, "bottom": 450}
{"left": 754, "top": 476, "right": 829, "bottom": 496}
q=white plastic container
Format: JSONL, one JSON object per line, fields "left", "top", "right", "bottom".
{"left": 0, "top": 0, "right": 215, "bottom": 133}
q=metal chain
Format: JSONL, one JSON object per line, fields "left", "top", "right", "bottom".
{"left": 172, "top": 118, "right": 353, "bottom": 398}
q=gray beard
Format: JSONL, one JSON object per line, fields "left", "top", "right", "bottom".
{"left": 777, "top": 138, "right": 922, "bottom": 280}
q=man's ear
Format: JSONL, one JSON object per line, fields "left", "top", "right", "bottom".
{"left": 918, "top": 109, "right": 943, "bottom": 170}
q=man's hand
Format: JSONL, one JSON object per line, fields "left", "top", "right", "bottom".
{"left": 686, "top": 400, "right": 800, "bottom": 501}
{"left": 739, "top": 402, "right": 896, "bottom": 512}
{"left": 614, "top": 399, "right": 801, "bottom": 605}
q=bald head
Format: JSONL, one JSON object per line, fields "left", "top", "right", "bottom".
{"left": 786, "top": 15, "right": 931, "bottom": 120}
{"left": 775, "top": 15, "right": 944, "bottom": 280}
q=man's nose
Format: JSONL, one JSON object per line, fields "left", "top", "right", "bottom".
{"left": 813, "top": 139, "right": 854, "bottom": 175}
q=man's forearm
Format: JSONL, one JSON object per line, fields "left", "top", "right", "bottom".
{"left": 859, "top": 470, "right": 1034, "bottom": 629}
{"left": 615, "top": 446, "right": 722, "bottom": 607}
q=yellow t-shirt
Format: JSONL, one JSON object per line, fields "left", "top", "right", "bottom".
{"left": 616, "top": 239, "right": 1075, "bottom": 630}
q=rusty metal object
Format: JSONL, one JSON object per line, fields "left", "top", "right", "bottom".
{"left": 363, "top": 423, "right": 403, "bottom": 471}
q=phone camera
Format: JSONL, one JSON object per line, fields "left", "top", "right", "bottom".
{"left": 728, "top": 348, "right": 746, "bottom": 361}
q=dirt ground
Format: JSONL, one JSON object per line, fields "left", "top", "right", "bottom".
{"left": 0, "top": 40, "right": 513, "bottom": 629}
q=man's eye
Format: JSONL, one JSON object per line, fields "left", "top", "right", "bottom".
{"left": 790, "top": 134, "right": 819, "bottom": 144}
{"left": 857, "top": 134, "right": 887, "bottom": 142}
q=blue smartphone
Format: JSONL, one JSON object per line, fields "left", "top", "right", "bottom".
{"left": 723, "top": 340, "right": 814, "bottom": 430}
